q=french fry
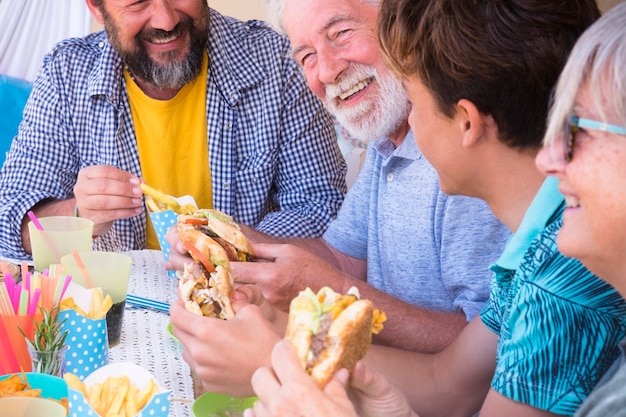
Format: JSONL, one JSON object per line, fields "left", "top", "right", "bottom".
{"left": 60, "top": 296, "right": 90, "bottom": 318}
{"left": 124, "top": 384, "right": 139, "bottom": 417}
{"left": 63, "top": 372, "right": 159, "bottom": 417}
{"left": 135, "top": 378, "right": 157, "bottom": 411}
{"left": 139, "top": 183, "right": 182, "bottom": 213}
{"left": 145, "top": 198, "right": 162, "bottom": 213}
{"left": 64, "top": 373, "right": 88, "bottom": 398}
{"left": 91, "top": 382, "right": 105, "bottom": 416}
{"left": 85, "top": 288, "right": 113, "bottom": 320}
{"left": 107, "top": 376, "right": 129, "bottom": 416}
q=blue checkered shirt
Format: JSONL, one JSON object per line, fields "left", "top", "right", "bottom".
{"left": 0, "top": 9, "right": 346, "bottom": 259}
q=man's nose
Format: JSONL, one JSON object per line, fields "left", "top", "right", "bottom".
{"left": 316, "top": 47, "right": 348, "bottom": 85}
{"left": 149, "top": 0, "right": 180, "bottom": 32}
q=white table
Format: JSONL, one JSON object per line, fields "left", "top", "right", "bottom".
{"left": 110, "top": 250, "right": 194, "bottom": 417}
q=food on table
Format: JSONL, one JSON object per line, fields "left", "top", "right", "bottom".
{"left": 139, "top": 183, "right": 197, "bottom": 214}
{"left": 285, "top": 286, "right": 386, "bottom": 388}
{"left": 177, "top": 209, "right": 254, "bottom": 319}
{"left": 0, "top": 373, "right": 69, "bottom": 413}
{"left": 63, "top": 372, "right": 159, "bottom": 417}
{"left": 60, "top": 287, "right": 112, "bottom": 320}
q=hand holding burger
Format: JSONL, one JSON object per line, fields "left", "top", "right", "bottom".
{"left": 285, "top": 286, "right": 386, "bottom": 388}
{"left": 177, "top": 209, "right": 254, "bottom": 319}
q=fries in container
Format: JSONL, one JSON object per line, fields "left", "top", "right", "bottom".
{"left": 64, "top": 362, "right": 169, "bottom": 417}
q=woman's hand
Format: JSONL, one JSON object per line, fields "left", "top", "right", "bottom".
{"left": 247, "top": 339, "right": 360, "bottom": 417}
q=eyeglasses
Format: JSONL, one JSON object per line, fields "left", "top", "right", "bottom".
{"left": 563, "top": 115, "right": 626, "bottom": 162}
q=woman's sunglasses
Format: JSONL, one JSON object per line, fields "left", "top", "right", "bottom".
{"left": 563, "top": 115, "right": 626, "bottom": 162}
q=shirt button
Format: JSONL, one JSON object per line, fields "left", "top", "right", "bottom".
{"left": 245, "top": 25, "right": 250, "bottom": 31}
{"left": 230, "top": 91, "right": 237, "bottom": 98}
{"left": 252, "top": 177, "right": 258, "bottom": 183}
{"left": 223, "top": 182, "right": 231, "bottom": 190}
{"left": 387, "top": 173, "right": 394, "bottom": 182}
{"left": 225, "top": 122, "right": 232, "bottom": 129}
{"left": 98, "top": 41, "right": 104, "bottom": 48}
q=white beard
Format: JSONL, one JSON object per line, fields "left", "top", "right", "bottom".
{"left": 324, "top": 64, "right": 410, "bottom": 143}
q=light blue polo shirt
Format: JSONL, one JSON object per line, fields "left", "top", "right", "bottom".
{"left": 323, "top": 134, "right": 510, "bottom": 321}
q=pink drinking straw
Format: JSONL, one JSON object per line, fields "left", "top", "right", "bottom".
{"left": 71, "top": 250, "right": 95, "bottom": 288}
{"left": 58, "top": 274, "right": 72, "bottom": 302}
{"left": 28, "top": 288, "right": 41, "bottom": 316}
{"left": 27, "top": 211, "right": 62, "bottom": 265}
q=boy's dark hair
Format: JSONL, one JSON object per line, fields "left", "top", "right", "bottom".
{"left": 378, "top": 0, "right": 600, "bottom": 149}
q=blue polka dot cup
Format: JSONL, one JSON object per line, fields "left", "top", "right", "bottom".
{"left": 60, "top": 309, "right": 109, "bottom": 381}
{"left": 67, "top": 362, "right": 170, "bottom": 417}
{"left": 148, "top": 209, "right": 178, "bottom": 278}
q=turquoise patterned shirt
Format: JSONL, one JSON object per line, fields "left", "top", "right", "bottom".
{"left": 481, "top": 178, "right": 626, "bottom": 415}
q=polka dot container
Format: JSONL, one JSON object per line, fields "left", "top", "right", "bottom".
{"left": 60, "top": 309, "right": 109, "bottom": 381}
{"left": 67, "top": 362, "right": 170, "bottom": 417}
{"left": 148, "top": 209, "right": 178, "bottom": 278}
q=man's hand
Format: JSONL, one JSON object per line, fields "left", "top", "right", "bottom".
{"left": 73, "top": 165, "right": 144, "bottom": 236}
{"left": 164, "top": 224, "right": 191, "bottom": 271}
{"left": 232, "top": 242, "right": 353, "bottom": 311}
{"left": 170, "top": 288, "right": 282, "bottom": 398}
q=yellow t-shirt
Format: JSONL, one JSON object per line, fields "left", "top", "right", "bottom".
{"left": 126, "top": 54, "right": 213, "bottom": 249}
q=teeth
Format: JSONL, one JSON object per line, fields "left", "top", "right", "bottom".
{"left": 151, "top": 34, "right": 178, "bottom": 44}
{"left": 565, "top": 195, "right": 580, "bottom": 208}
{"left": 339, "top": 78, "right": 373, "bottom": 100}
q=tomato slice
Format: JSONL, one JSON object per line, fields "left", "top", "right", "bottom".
{"left": 182, "top": 241, "right": 216, "bottom": 273}
{"left": 183, "top": 217, "right": 208, "bottom": 226}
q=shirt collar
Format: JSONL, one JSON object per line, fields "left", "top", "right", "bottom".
{"left": 373, "top": 130, "right": 424, "bottom": 161}
{"left": 495, "top": 176, "right": 564, "bottom": 270}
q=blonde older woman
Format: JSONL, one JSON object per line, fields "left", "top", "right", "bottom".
{"left": 536, "top": 3, "right": 626, "bottom": 416}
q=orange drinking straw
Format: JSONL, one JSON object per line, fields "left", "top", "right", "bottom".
{"left": 71, "top": 250, "right": 95, "bottom": 288}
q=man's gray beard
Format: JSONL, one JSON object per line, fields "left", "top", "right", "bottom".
{"left": 325, "top": 64, "right": 410, "bottom": 143}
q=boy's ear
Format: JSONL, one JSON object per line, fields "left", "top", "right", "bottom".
{"left": 85, "top": 0, "right": 105, "bottom": 25}
{"left": 457, "top": 99, "right": 487, "bottom": 148}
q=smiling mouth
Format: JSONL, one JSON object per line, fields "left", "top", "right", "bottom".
{"left": 148, "top": 33, "right": 180, "bottom": 44}
{"left": 339, "top": 77, "right": 374, "bottom": 100}
{"left": 565, "top": 195, "right": 580, "bottom": 208}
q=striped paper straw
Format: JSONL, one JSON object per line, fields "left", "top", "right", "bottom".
{"left": 126, "top": 294, "right": 170, "bottom": 313}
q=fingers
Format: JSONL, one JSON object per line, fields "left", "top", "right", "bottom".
{"left": 164, "top": 225, "right": 191, "bottom": 271}
{"left": 74, "top": 165, "right": 144, "bottom": 224}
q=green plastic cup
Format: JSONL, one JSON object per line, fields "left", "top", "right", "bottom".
{"left": 28, "top": 216, "right": 93, "bottom": 272}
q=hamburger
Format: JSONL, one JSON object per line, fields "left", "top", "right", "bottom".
{"left": 285, "top": 286, "right": 386, "bottom": 388}
{"left": 177, "top": 209, "right": 254, "bottom": 319}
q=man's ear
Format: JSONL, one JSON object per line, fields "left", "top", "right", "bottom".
{"left": 85, "top": 0, "right": 105, "bottom": 25}
{"left": 457, "top": 99, "right": 486, "bottom": 149}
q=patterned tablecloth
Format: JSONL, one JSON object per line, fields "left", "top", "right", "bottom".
{"left": 110, "top": 250, "right": 194, "bottom": 417}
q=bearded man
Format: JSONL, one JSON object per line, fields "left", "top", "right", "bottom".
{"left": 167, "top": 0, "right": 511, "bottom": 368}
{"left": 0, "top": 0, "right": 347, "bottom": 259}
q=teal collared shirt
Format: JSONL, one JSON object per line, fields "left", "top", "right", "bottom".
{"left": 481, "top": 177, "right": 626, "bottom": 414}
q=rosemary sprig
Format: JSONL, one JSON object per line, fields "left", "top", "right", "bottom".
{"left": 20, "top": 305, "right": 69, "bottom": 375}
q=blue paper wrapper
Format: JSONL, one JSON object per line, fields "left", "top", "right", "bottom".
{"left": 148, "top": 210, "right": 178, "bottom": 278}
{"left": 67, "top": 362, "right": 170, "bottom": 417}
{"left": 60, "top": 309, "right": 109, "bottom": 381}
